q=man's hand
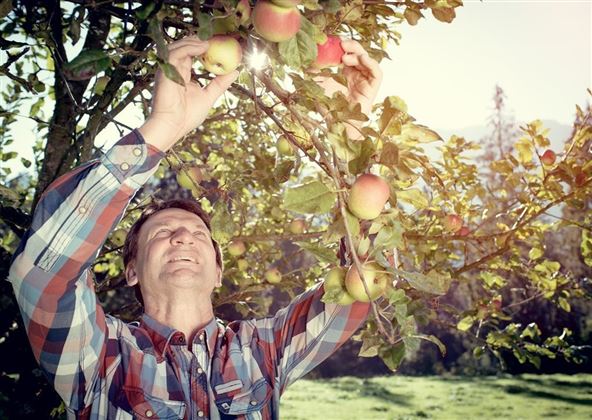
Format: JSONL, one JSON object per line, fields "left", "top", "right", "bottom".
{"left": 139, "top": 36, "right": 239, "bottom": 151}
{"left": 314, "top": 39, "right": 383, "bottom": 140}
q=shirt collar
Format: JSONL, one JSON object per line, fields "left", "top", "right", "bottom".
{"left": 139, "top": 313, "right": 221, "bottom": 358}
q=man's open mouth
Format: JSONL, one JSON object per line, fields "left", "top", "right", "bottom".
{"left": 168, "top": 256, "right": 198, "bottom": 263}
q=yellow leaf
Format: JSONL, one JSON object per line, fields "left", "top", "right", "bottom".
{"left": 514, "top": 137, "right": 533, "bottom": 164}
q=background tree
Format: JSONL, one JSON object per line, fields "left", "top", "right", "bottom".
{"left": 0, "top": 0, "right": 590, "bottom": 417}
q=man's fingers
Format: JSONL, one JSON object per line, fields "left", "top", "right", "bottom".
{"left": 340, "top": 39, "right": 367, "bottom": 56}
{"left": 167, "top": 42, "right": 210, "bottom": 63}
{"left": 203, "top": 70, "right": 240, "bottom": 104}
{"left": 359, "top": 54, "right": 383, "bottom": 82}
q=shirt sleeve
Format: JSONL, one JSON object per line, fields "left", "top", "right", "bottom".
{"left": 252, "top": 282, "right": 371, "bottom": 394}
{"left": 7, "top": 129, "right": 164, "bottom": 410}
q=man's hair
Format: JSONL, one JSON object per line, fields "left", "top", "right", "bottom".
{"left": 122, "top": 199, "right": 223, "bottom": 306}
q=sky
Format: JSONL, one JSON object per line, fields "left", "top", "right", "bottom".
{"left": 382, "top": 0, "right": 591, "bottom": 130}
{"left": 1, "top": 0, "right": 591, "bottom": 176}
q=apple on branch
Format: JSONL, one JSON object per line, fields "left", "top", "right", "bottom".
{"left": 345, "top": 262, "right": 388, "bottom": 302}
{"left": 252, "top": 1, "right": 301, "bottom": 43}
{"left": 277, "top": 136, "right": 295, "bottom": 156}
{"left": 541, "top": 149, "right": 556, "bottom": 166}
{"left": 347, "top": 174, "right": 391, "bottom": 220}
{"left": 311, "top": 35, "right": 345, "bottom": 69}
{"left": 288, "top": 219, "right": 306, "bottom": 234}
{"left": 227, "top": 240, "right": 247, "bottom": 256}
{"left": 443, "top": 214, "right": 463, "bottom": 233}
{"left": 201, "top": 35, "right": 242, "bottom": 75}
{"left": 265, "top": 267, "right": 282, "bottom": 284}
{"left": 323, "top": 267, "right": 356, "bottom": 305}
{"left": 236, "top": 0, "right": 252, "bottom": 26}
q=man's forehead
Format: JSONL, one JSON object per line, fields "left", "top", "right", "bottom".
{"left": 144, "top": 208, "right": 208, "bottom": 228}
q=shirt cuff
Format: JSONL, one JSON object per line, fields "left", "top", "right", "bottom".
{"left": 101, "top": 129, "right": 165, "bottom": 188}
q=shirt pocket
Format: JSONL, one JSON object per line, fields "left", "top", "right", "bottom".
{"left": 214, "top": 377, "right": 272, "bottom": 416}
{"left": 117, "top": 386, "right": 186, "bottom": 419}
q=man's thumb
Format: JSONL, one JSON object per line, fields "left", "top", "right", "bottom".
{"left": 204, "top": 70, "right": 240, "bottom": 105}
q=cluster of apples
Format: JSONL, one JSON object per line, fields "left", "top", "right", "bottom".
{"left": 324, "top": 262, "right": 388, "bottom": 304}
{"left": 201, "top": 0, "right": 347, "bottom": 76}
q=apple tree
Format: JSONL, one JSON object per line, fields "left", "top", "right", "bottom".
{"left": 0, "top": 0, "right": 591, "bottom": 416}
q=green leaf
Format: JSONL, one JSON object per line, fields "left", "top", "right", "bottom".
{"left": 374, "top": 224, "right": 404, "bottom": 250}
{"left": 581, "top": 230, "right": 592, "bottom": 267}
{"left": 135, "top": 2, "right": 156, "bottom": 20}
{"left": 210, "top": 201, "right": 236, "bottom": 245}
{"left": 396, "top": 188, "right": 428, "bottom": 209}
{"left": 558, "top": 297, "right": 571, "bottom": 312}
{"left": 400, "top": 123, "right": 442, "bottom": 143}
{"left": 358, "top": 336, "right": 380, "bottom": 357}
{"left": 278, "top": 25, "right": 317, "bottom": 69}
{"left": 393, "top": 268, "right": 451, "bottom": 295}
{"left": 197, "top": 12, "right": 213, "bottom": 41}
{"left": 348, "top": 139, "right": 376, "bottom": 175}
{"left": 320, "top": 0, "right": 341, "bottom": 13}
{"left": 528, "top": 247, "right": 544, "bottom": 260}
{"left": 379, "top": 342, "right": 406, "bottom": 371}
{"left": 418, "top": 334, "right": 447, "bottom": 356}
{"left": 404, "top": 7, "right": 423, "bottom": 25}
{"left": 457, "top": 315, "right": 475, "bottom": 331}
{"left": 296, "top": 242, "right": 338, "bottom": 264}
{"left": 158, "top": 61, "right": 185, "bottom": 87}
{"left": 431, "top": 6, "right": 456, "bottom": 23}
{"left": 148, "top": 17, "right": 168, "bottom": 60}
{"left": 63, "top": 49, "right": 110, "bottom": 81}
{"left": 274, "top": 160, "right": 294, "bottom": 184}
{"left": 388, "top": 289, "right": 408, "bottom": 305}
{"left": 283, "top": 180, "right": 336, "bottom": 215}
{"left": 29, "top": 98, "right": 44, "bottom": 118}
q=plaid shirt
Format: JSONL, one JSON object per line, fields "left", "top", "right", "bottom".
{"left": 8, "top": 130, "right": 371, "bottom": 419}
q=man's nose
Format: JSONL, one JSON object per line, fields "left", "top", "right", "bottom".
{"left": 171, "top": 228, "right": 195, "bottom": 245}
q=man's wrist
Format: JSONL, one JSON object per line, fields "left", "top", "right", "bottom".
{"left": 137, "top": 119, "right": 179, "bottom": 152}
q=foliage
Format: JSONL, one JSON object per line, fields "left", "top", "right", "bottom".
{"left": 0, "top": 0, "right": 591, "bottom": 417}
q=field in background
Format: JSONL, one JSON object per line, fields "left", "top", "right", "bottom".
{"left": 281, "top": 374, "right": 592, "bottom": 419}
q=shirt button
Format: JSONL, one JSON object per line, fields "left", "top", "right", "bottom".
{"left": 79, "top": 207, "right": 87, "bottom": 214}
{"left": 133, "top": 147, "right": 142, "bottom": 156}
{"left": 120, "top": 162, "right": 130, "bottom": 171}
{"left": 199, "top": 333, "right": 204, "bottom": 341}
{"left": 198, "top": 410, "right": 204, "bottom": 417}
{"left": 250, "top": 400, "right": 257, "bottom": 406}
{"left": 145, "top": 409, "right": 154, "bottom": 417}
{"left": 197, "top": 367, "right": 203, "bottom": 374}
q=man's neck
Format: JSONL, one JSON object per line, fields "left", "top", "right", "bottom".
{"left": 144, "top": 293, "right": 215, "bottom": 346}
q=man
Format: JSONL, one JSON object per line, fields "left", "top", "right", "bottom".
{"left": 8, "top": 36, "right": 382, "bottom": 419}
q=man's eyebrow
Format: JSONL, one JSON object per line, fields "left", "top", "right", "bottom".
{"left": 151, "top": 221, "right": 208, "bottom": 231}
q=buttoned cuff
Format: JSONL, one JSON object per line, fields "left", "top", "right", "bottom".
{"left": 101, "top": 129, "right": 165, "bottom": 188}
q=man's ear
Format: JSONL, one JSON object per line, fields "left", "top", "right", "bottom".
{"left": 125, "top": 261, "right": 139, "bottom": 287}
{"left": 215, "top": 265, "right": 222, "bottom": 288}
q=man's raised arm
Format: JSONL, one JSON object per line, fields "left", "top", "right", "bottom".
{"left": 7, "top": 36, "right": 238, "bottom": 411}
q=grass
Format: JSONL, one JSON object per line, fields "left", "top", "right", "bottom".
{"left": 280, "top": 374, "right": 592, "bottom": 419}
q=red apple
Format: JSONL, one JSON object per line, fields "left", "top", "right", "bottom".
{"left": 201, "top": 35, "right": 242, "bottom": 75}
{"left": 227, "top": 240, "right": 246, "bottom": 256}
{"left": 575, "top": 170, "right": 587, "bottom": 187}
{"left": 347, "top": 174, "right": 391, "bottom": 220}
{"left": 443, "top": 214, "right": 463, "bottom": 233}
{"left": 345, "top": 262, "right": 387, "bottom": 302}
{"left": 458, "top": 226, "right": 470, "bottom": 237}
{"left": 252, "top": 1, "right": 301, "bottom": 43}
{"left": 324, "top": 267, "right": 355, "bottom": 305}
{"left": 312, "top": 35, "right": 344, "bottom": 69}
{"left": 265, "top": 267, "right": 282, "bottom": 284}
{"left": 541, "top": 149, "right": 556, "bottom": 166}
{"left": 288, "top": 219, "right": 306, "bottom": 234}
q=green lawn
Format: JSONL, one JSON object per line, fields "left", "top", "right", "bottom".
{"left": 280, "top": 374, "right": 592, "bottom": 419}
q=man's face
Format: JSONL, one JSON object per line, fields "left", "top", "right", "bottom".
{"left": 126, "top": 208, "right": 222, "bottom": 300}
